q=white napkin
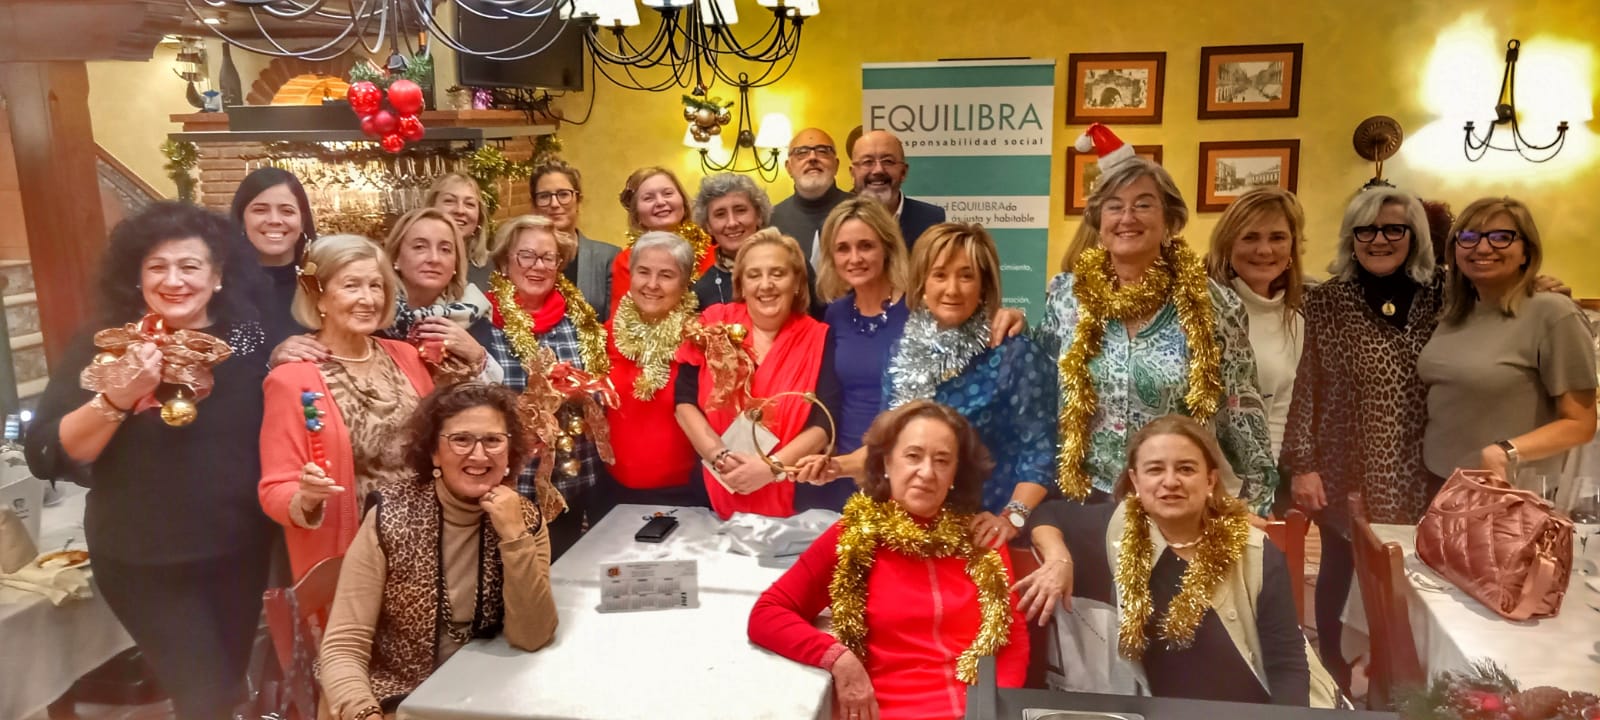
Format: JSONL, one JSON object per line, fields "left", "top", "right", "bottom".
{"left": 0, "top": 554, "right": 92, "bottom": 605}
{"left": 718, "top": 509, "right": 839, "bottom": 568}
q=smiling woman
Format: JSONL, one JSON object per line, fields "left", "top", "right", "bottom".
{"left": 230, "top": 167, "right": 318, "bottom": 344}
{"left": 377, "top": 208, "right": 498, "bottom": 385}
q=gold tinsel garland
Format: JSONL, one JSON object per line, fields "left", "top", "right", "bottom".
{"left": 490, "top": 272, "right": 610, "bottom": 377}
{"left": 1115, "top": 497, "right": 1250, "bottom": 660}
{"left": 1055, "top": 239, "right": 1221, "bottom": 499}
{"left": 828, "top": 494, "right": 1012, "bottom": 685}
{"left": 626, "top": 221, "right": 715, "bottom": 282}
{"left": 612, "top": 291, "right": 699, "bottom": 400}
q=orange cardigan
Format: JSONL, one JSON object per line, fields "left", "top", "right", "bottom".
{"left": 258, "top": 338, "right": 434, "bottom": 580}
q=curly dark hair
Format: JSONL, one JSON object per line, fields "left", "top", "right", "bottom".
{"left": 229, "top": 167, "right": 317, "bottom": 263}
{"left": 404, "top": 382, "right": 536, "bottom": 482}
{"left": 859, "top": 400, "right": 992, "bottom": 514}
{"left": 95, "top": 201, "right": 264, "bottom": 327}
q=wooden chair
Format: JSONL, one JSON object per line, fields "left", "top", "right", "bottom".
{"left": 1348, "top": 494, "right": 1424, "bottom": 710}
{"left": 1263, "top": 508, "right": 1310, "bottom": 624}
{"left": 261, "top": 555, "right": 344, "bottom": 720}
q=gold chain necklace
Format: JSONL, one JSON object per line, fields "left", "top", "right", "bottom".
{"left": 1115, "top": 497, "right": 1250, "bottom": 660}
{"left": 489, "top": 272, "right": 610, "bottom": 376}
{"left": 612, "top": 291, "right": 698, "bottom": 400}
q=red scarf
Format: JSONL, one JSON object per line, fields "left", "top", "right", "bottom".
{"left": 677, "top": 303, "right": 827, "bottom": 519}
{"left": 490, "top": 286, "right": 567, "bottom": 334}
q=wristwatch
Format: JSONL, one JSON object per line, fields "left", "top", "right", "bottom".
{"left": 1003, "top": 500, "right": 1031, "bottom": 528}
{"left": 1495, "top": 439, "right": 1519, "bottom": 468}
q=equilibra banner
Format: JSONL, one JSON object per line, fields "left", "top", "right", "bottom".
{"left": 862, "top": 59, "right": 1055, "bottom": 313}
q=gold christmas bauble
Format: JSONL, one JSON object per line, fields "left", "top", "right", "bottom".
{"left": 691, "top": 127, "right": 710, "bottom": 143}
{"left": 726, "top": 323, "right": 747, "bottom": 344}
{"left": 682, "top": 106, "right": 696, "bottom": 122}
{"left": 556, "top": 434, "right": 575, "bottom": 453}
{"left": 707, "top": 123, "right": 723, "bottom": 136}
{"left": 559, "top": 458, "right": 582, "bottom": 476}
{"left": 716, "top": 111, "right": 732, "bottom": 126}
{"left": 161, "top": 395, "right": 198, "bottom": 427}
{"left": 564, "top": 415, "right": 586, "bottom": 436}
{"left": 694, "top": 108, "right": 716, "bottom": 127}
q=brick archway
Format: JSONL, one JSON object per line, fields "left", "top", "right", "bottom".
{"left": 245, "top": 54, "right": 361, "bottom": 105}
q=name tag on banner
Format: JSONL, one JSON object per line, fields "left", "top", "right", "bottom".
{"left": 597, "top": 560, "right": 699, "bottom": 613}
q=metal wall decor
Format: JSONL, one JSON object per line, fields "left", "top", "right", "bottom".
{"left": 1463, "top": 39, "right": 1569, "bottom": 163}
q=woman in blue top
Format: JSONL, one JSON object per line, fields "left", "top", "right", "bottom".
{"left": 799, "top": 222, "right": 1056, "bottom": 547}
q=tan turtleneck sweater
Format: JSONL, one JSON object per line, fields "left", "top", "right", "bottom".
{"left": 318, "top": 481, "right": 558, "bottom": 720}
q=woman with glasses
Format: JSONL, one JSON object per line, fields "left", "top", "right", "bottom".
{"left": 1417, "top": 197, "right": 1596, "bottom": 487}
{"left": 484, "top": 215, "right": 609, "bottom": 558}
{"left": 318, "top": 383, "right": 557, "bottom": 720}
{"left": 529, "top": 160, "right": 622, "bottom": 321}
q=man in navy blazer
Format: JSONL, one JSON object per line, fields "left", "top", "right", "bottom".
{"left": 849, "top": 130, "right": 945, "bottom": 248}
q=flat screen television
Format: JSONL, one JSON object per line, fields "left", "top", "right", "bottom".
{"left": 454, "top": 1, "right": 585, "bottom": 91}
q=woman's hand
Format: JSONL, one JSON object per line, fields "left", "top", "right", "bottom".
{"left": 970, "top": 511, "right": 1019, "bottom": 549}
{"left": 1291, "top": 472, "right": 1327, "bottom": 512}
{"left": 1479, "top": 444, "right": 1511, "bottom": 481}
{"left": 791, "top": 455, "right": 841, "bottom": 486}
{"left": 717, "top": 452, "right": 779, "bottom": 494}
{"left": 296, "top": 462, "right": 344, "bottom": 514}
{"left": 988, "top": 307, "right": 1028, "bottom": 347}
{"left": 416, "top": 317, "right": 486, "bottom": 366}
{"left": 270, "top": 334, "right": 330, "bottom": 367}
{"left": 829, "top": 650, "right": 879, "bottom": 720}
{"left": 1533, "top": 274, "right": 1572, "bottom": 297}
{"left": 1012, "top": 556, "right": 1073, "bottom": 625}
{"left": 480, "top": 485, "right": 527, "bottom": 541}
{"left": 103, "top": 342, "right": 164, "bottom": 410}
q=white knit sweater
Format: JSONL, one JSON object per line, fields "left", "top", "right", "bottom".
{"left": 1232, "top": 278, "right": 1304, "bottom": 456}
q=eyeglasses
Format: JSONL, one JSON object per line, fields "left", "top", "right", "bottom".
{"left": 440, "top": 432, "right": 510, "bottom": 456}
{"left": 1101, "top": 201, "right": 1160, "bottom": 218}
{"left": 514, "top": 251, "right": 562, "bottom": 269}
{"left": 852, "top": 157, "right": 902, "bottom": 171}
{"left": 789, "top": 145, "right": 836, "bottom": 159}
{"left": 1455, "top": 229, "right": 1521, "bottom": 249}
{"left": 1352, "top": 224, "right": 1411, "bottom": 243}
{"left": 534, "top": 189, "right": 579, "bottom": 207}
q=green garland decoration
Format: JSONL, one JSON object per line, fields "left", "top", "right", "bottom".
{"left": 348, "top": 55, "right": 433, "bottom": 91}
{"left": 465, "top": 145, "right": 537, "bottom": 224}
{"left": 1397, "top": 659, "right": 1599, "bottom": 719}
{"left": 160, "top": 140, "right": 199, "bottom": 202}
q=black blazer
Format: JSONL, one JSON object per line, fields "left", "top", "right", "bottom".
{"left": 898, "top": 195, "right": 947, "bottom": 249}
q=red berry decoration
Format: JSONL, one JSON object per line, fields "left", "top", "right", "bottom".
{"left": 398, "top": 114, "right": 425, "bottom": 142}
{"left": 386, "top": 79, "right": 425, "bottom": 115}
{"left": 359, "top": 115, "right": 381, "bottom": 139}
{"left": 346, "top": 81, "right": 382, "bottom": 116}
{"left": 371, "top": 110, "right": 398, "bottom": 135}
{"left": 380, "top": 133, "right": 405, "bottom": 154}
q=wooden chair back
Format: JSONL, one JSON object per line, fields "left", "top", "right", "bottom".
{"left": 1262, "top": 508, "right": 1309, "bottom": 624}
{"left": 1348, "top": 494, "right": 1424, "bottom": 710}
{"left": 262, "top": 555, "right": 344, "bottom": 720}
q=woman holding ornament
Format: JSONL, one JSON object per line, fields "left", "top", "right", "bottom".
{"left": 424, "top": 173, "right": 492, "bottom": 288}
{"left": 484, "top": 215, "right": 610, "bottom": 558}
{"left": 25, "top": 202, "right": 275, "bottom": 719}
{"left": 748, "top": 401, "right": 1030, "bottom": 720}
{"left": 377, "top": 207, "right": 500, "bottom": 384}
{"left": 529, "top": 159, "right": 621, "bottom": 320}
{"left": 258, "top": 234, "right": 437, "bottom": 580}
{"left": 607, "top": 167, "right": 716, "bottom": 314}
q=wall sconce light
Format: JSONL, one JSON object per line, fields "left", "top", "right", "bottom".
{"left": 682, "top": 76, "right": 790, "bottom": 181}
{"left": 1463, "top": 39, "right": 1569, "bottom": 163}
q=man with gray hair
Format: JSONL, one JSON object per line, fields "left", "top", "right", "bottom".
{"left": 770, "top": 127, "right": 852, "bottom": 271}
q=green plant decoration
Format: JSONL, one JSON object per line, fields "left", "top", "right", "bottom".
{"left": 161, "top": 140, "right": 200, "bottom": 202}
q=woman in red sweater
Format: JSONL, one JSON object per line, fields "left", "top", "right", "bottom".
{"left": 748, "top": 400, "right": 1030, "bottom": 720}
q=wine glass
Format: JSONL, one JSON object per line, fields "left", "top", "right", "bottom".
{"left": 1568, "top": 476, "right": 1598, "bottom": 573}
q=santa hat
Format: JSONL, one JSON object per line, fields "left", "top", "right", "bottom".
{"left": 1074, "top": 123, "right": 1136, "bottom": 175}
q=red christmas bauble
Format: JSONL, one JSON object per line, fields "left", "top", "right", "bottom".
{"left": 398, "top": 115, "right": 425, "bottom": 142}
{"left": 387, "top": 79, "right": 425, "bottom": 115}
{"left": 371, "top": 110, "right": 399, "bottom": 135}
{"left": 347, "top": 81, "right": 382, "bottom": 116}
{"left": 359, "top": 114, "right": 381, "bottom": 139}
{"left": 380, "top": 134, "right": 405, "bottom": 154}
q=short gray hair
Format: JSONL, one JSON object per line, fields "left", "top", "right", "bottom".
{"left": 692, "top": 172, "right": 773, "bottom": 229}
{"left": 629, "top": 231, "right": 695, "bottom": 278}
{"left": 1328, "top": 187, "right": 1435, "bottom": 284}
{"left": 1083, "top": 157, "right": 1189, "bottom": 239}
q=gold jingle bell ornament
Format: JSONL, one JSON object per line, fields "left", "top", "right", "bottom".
{"left": 559, "top": 458, "right": 582, "bottom": 477}
{"left": 564, "top": 414, "right": 586, "bottom": 437}
{"left": 159, "top": 386, "right": 198, "bottom": 427}
{"left": 726, "top": 323, "right": 747, "bottom": 344}
{"left": 555, "top": 434, "right": 576, "bottom": 453}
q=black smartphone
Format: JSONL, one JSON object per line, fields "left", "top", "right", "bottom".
{"left": 634, "top": 515, "right": 679, "bottom": 543}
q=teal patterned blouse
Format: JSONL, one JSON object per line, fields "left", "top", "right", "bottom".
{"left": 1038, "top": 273, "right": 1280, "bottom": 513}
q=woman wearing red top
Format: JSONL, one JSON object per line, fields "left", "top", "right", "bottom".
{"left": 608, "top": 167, "right": 715, "bottom": 314}
{"left": 748, "top": 400, "right": 1030, "bottom": 720}
{"left": 596, "top": 231, "right": 707, "bottom": 514}
{"left": 674, "top": 229, "right": 840, "bottom": 519}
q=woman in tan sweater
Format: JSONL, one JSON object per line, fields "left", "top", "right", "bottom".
{"left": 319, "top": 382, "right": 559, "bottom": 720}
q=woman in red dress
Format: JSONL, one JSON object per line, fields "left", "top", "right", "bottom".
{"left": 748, "top": 400, "right": 1030, "bottom": 720}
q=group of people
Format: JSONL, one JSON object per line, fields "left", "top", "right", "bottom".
{"left": 21, "top": 119, "right": 1596, "bottom": 720}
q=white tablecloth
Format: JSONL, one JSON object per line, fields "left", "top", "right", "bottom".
{"left": 0, "top": 483, "right": 135, "bottom": 720}
{"left": 399, "top": 505, "right": 833, "bottom": 720}
{"left": 1357, "top": 524, "right": 1600, "bottom": 692}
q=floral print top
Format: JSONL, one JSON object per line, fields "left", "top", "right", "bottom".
{"left": 1038, "top": 273, "right": 1279, "bottom": 513}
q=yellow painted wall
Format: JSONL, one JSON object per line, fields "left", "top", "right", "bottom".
{"left": 539, "top": 0, "right": 1600, "bottom": 294}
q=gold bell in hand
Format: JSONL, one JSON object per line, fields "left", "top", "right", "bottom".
{"left": 726, "top": 323, "right": 747, "bottom": 344}
{"left": 160, "top": 386, "right": 198, "bottom": 427}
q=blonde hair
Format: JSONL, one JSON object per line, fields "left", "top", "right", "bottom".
{"left": 1442, "top": 196, "right": 1543, "bottom": 324}
{"left": 291, "top": 234, "right": 400, "bottom": 331}
{"left": 491, "top": 215, "right": 576, "bottom": 274}
{"left": 732, "top": 228, "right": 811, "bottom": 313}
{"left": 423, "top": 173, "right": 489, "bottom": 267}
{"left": 618, "top": 166, "right": 689, "bottom": 233}
{"left": 907, "top": 222, "right": 1002, "bottom": 319}
{"left": 1205, "top": 187, "right": 1308, "bottom": 327}
{"left": 1059, "top": 220, "right": 1101, "bottom": 273}
{"left": 1112, "top": 414, "right": 1246, "bottom": 518}
{"left": 815, "top": 197, "right": 911, "bottom": 303}
{"left": 382, "top": 208, "right": 468, "bottom": 303}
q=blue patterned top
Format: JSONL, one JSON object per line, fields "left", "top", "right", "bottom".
{"left": 480, "top": 315, "right": 602, "bottom": 503}
{"left": 1037, "top": 273, "right": 1279, "bottom": 513}
{"left": 886, "top": 334, "right": 1060, "bottom": 513}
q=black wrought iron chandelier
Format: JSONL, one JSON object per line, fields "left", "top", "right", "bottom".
{"left": 1463, "top": 39, "right": 1570, "bottom": 163}
{"left": 683, "top": 76, "right": 789, "bottom": 181}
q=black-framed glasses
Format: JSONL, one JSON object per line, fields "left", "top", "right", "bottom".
{"left": 514, "top": 251, "right": 561, "bottom": 269}
{"left": 534, "top": 189, "right": 579, "bottom": 207}
{"left": 789, "top": 145, "right": 836, "bottom": 159}
{"left": 1455, "top": 229, "right": 1521, "bottom": 249}
{"left": 1353, "top": 224, "right": 1411, "bottom": 243}
{"left": 440, "top": 432, "right": 509, "bottom": 456}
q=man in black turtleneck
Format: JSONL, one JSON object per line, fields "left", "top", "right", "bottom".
{"left": 770, "top": 128, "right": 852, "bottom": 274}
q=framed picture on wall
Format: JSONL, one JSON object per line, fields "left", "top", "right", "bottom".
{"left": 1065, "top": 145, "right": 1164, "bottom": 215}
{"left": 1198, "top": 43, "right": 1303, "bottom": 119}
{"left": 1067, "top": 52, "right": 1166, "bottom": 124}
{"left": 1196, "top": 140, "right": 1299, "bottom": 212}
